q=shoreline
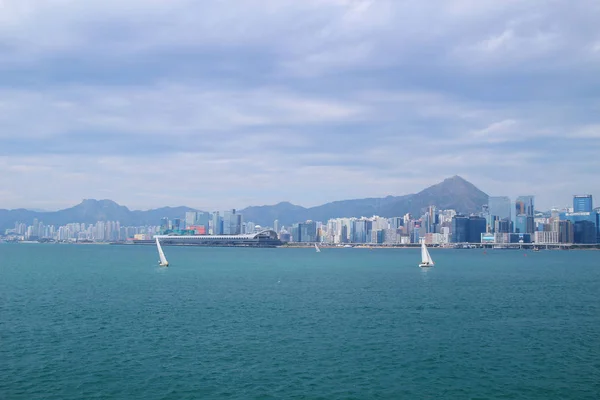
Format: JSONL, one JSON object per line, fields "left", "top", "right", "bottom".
{"left": 2, "top": 241, "right": 599, "bottom": 250}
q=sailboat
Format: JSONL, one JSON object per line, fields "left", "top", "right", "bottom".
{"left": 314, "top": 243, "right": 321, "bottom": 253}
{"left": 156, "top": 237, "right": 169, "bottom": 267}
{"left": 419, "top": 240, "right": 434, "bottom": 268}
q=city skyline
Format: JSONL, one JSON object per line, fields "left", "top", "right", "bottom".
{"left": 0, "top": 1, "right": 599, "bottom": 211}
{"left": 6, "top": 192, "right": 597, "bottom": 246}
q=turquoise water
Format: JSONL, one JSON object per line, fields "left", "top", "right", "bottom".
{"left": 1, "top": 244, "right": 599, "bottom": 399}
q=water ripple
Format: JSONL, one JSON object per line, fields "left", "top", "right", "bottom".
{"left": 1, "top": 245, "right": 599, "bottom": 399}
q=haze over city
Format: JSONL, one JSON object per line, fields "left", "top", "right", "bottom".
{"left": 1, "top": 0, "right": 599, "bottom": 211}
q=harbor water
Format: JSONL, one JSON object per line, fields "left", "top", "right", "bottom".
{"left": 1, "top": 244, "right": 599, "bottom": 399}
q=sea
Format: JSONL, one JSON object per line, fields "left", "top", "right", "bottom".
{"left": 1, "top": 244, "right": 599, "bottom": 399}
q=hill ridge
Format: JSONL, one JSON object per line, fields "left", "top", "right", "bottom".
{"left": 0, "top": 176, "right": 488, "bottom": 230}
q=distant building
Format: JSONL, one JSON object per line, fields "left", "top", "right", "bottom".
{"left": 558, "top": 220, "right": 574, "bottom": 243}
{"left": 451, "top": 215, "right": 469, "bottom": 243}
{"left": 300, "top": 221, "right": 317, "bottom": 243}
{"left": 494, "top": 218, "right": 513, "bottom": 233}
{"left": 352, "top": 219, "right": 370, "bottom": 243}
{"left": 212, "top": 212, "right": 223, "bottom": 235}
{"left": 223, "top": 209, "right": 242, "bottom": 235}
{"left": 574, "top": 221, "right": 596, "bottom": 244}
{"left": 488, "top": 196, "right": 511, "bottom": 232}
{"left": 514, "top": 214, "right": 534, "bottom": 234}
{"left": 195, "top": 212, "right": 211, "bottom": 233}
{"left": 371, "top": 229, "right": 384, "bottom": 244}
{"left": 155, "top": 230, "right": 281, "bottom": 247}
{"left": 534, "top": 231, "right": 559, "bottom": 244}
{"left": 467, "top": 216, "right": 486, "bottom": 243}
{"left": 515, "top": 195, "right": 535, "bottom": 217}
{"left": 573, "top": 195, "right": 593, "bottom": 213}
{"left": 561, "top": 211, "right": 598, "bottom": 243}
{"left": 160, "top": 217, "right": 169, "bottom": 232}
{"left": 291, "top": 223, "right": 300, "bottom": 242}
{"left": 388, "top": 217, "right": 403, "bottom": 230}
{"left": 185, "top": 211, "right": 197, "bottom": 228}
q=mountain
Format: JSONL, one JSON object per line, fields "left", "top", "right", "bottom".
{"left": 240, "top": 175, "right": 488, "bottom": 227}
{"left": 0, "top": 176, "right": 489, "bottom": 231}
{"left": 0, "top": 199, "right": 197, "bottom": 231}
{"left": 379, "top": 175, "right": 489, "bottom": 218}
{"left": 239, "top": 202, "right": 307, "bottom": 228}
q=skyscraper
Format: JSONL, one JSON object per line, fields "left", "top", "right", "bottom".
{"left": 488, "top": 196, "right": 511, "bottom": 220}
{"left": 573, "top": 195, "right": 593, "bottom": 213}
{"left": 488, "top": 196, "right": 512, "bottom": 233}
{"left": 300, "top": 220, "right": 317, "bottom": 243}
{"left": 212, "top": 212, "right": 222, "bottom": 235}
{"left": 160, "top": 217, "right": 169, "bottom": 232}
{"left": 196, "top": 212, "right": 211, "bottom": 233}
{"left": 223, "top": 209, "right": 242, "bottom": 235}
{"left": 574, "top": 221, "right": 596, "bottom": 244}
{"left": 185, "top": 211, "right": 197, "bottom": 228}
{"left": 515, "top": 195, "right": 535, "bottom": 234}
{"left": 468, "top": 216, "right": 486, "bottom": 243}
{"left": 451, "top": 215, "right": 469, "bottom": 243}
{"left": 515, "top": 195, "right": 535, "bottom": 217}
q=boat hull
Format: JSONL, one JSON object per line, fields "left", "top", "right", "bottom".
{"left": 419, "top": 263, "right": 433, "bottom": 268}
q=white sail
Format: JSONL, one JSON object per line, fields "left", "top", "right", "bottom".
{"left": 420, "top": 241, "right": 434, "bottom": 267}
{"left": 315, "top": 243, "right": 321, "bottom": 252}
{"left": 156, "top": 238, "right": 169, "bottom": 267}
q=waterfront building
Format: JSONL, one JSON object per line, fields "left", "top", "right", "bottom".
{"left": 494, "top": 218, "right": 513, "bottom": 233}
{"left": 279, "top": 232, "right": 291, "bottom": 242}
{"left": 451, "top": 215, "right": 469, "bottom": 243}
{"left": 389, "top": 217, "right": 403, "bottom": 230}
{"left": 195, "top": 212, "right": 211, "bottom": 233}
{"left": 534, "top": 231, "right": 559, "bottom": 244}
{"left": 245, "top": 222, "right": 255, "bottom": 234}
{"left": 514, "top": 214, "right": 534, "bottom": 234}
{"left": 222, "top": 209, "right": 242, "bottom": 235}
{"left": 561, "top": 211, "right": 598, "bottom": 243}
{"left": 291, "top": 223, "right": 300, "bottom": 242}
{"left": 468, "top": 216, "right": 486, "bottom": 243}
{"left": 340, "top": 224, "right": 348, "bottom": 244}
{"left": 352, "top": 219, "right": 370, "bottom": 243}
{"left": 488, "top": 196, "right": 511, "bottom": 232}
{"left": 574, "top": 221, "right": 596, "bottom": 244}
{"left": 212, "top": 212, "right": 223, "bottom": 235}
{"left": 424, "top": 232, "right": 448, "bottom": 245}
{"left": 410, "top": 228, "right": 420, "bottom": 244}
{"left": 383, "top": 228, "right": 401, "bottom": 244}
{"left": 160, "top": 217, "right": 169, "bottom": 232}
{"left": 514, "top": 195, "right": 535, "bottom": 234}
{"left": 573, "top": 195, "right": 593, "bottom": 213}
{"left": 300, "top": 220, "right": 317, "bottom": 243}
{"left": 558, "top": 220, "right": 574, "bottom": 243}
{"left": 438, "top": 209, "right": 457, "bottom": 224}
{"left": 515, "top": 195, "right": 535, "bottom": 216}
{"left": 154, "top": 230, "right": 281, "bottom": 247}
{"left": 370, "top": 229, "right": 384, "bottom": 244}
{"left": 185, "top": 211, "right": 197, "bottom": 228}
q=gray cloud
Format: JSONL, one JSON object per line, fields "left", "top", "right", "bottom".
{"left": 0, "top": 0, "right": 598, "bottom": 212}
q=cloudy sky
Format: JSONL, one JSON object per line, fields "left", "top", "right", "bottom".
{"left": 1, "top": 0, "right": 599, "bottom": 211}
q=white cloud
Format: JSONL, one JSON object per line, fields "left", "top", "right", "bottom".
{"left": 0, "top": 85, "right": 365, "bottom": 139}
{"left": 572, "top": 125, "right": 600, "bottom": 139}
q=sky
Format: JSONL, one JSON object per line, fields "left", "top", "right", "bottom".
{"left": 0, "top": 0, "right": 599, "bottom": 212}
